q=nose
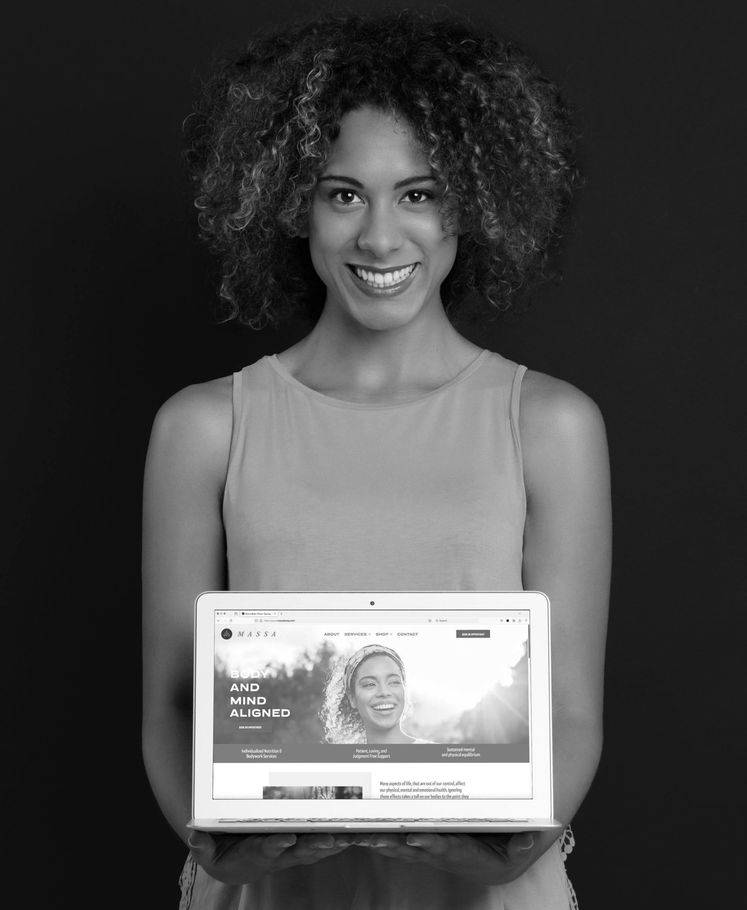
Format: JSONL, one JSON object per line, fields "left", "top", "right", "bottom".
{"left": 356, "top": 202, "right": 403, "bottom": 257}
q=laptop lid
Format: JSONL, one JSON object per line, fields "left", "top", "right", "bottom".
{"left": 192, "top": 591, "right": 554, "bottom": 827}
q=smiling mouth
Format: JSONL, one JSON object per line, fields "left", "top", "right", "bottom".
{"left": 371, "top": 703, "right": 397, "bottom": 712}
{"left": 348, "top": 264, "right": 418, "bottom": 290}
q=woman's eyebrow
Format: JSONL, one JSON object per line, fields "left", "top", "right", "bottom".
{"left": 393, "top": 176, "right": 436, "bottom": 189}
{"left": 357, "top": 673, "right": 402, "bottom": 682}
{"left": 318, "top": 174, "right": 364, "bottom": 188}
{"left": 317, "top": 174, "right": 436, "bottom": 189}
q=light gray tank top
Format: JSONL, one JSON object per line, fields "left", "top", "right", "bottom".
{"left": 223, "top": 349, "right": 526, "bottom": 592}
{"left": 182, "top": 350, "right": 576, "bottom": 909}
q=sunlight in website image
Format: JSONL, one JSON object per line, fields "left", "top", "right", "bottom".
{"left": 211, "top": 609, "right": 532, "bottom": 802}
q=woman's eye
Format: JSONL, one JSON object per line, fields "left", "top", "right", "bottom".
{"left": 330, "top": 189, "right": 361, "bottom": 205}
{"left": 403, "top": 190, "right": 432, "bottom": 204}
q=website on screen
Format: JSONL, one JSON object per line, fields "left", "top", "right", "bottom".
{"left": 212, "top": 609, "right": 532, "bottom": 801}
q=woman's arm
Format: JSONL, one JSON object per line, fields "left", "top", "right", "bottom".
{"left": 142, "top": 378, "right": 233, "bottom": 844}
{"left": 516, "top": 369, "right": 612, "bottom": 865}
{"left": 360, "top": 370, "right": 611, "bottom": 884}
{"left": 142, "top": 377, "right": 352, "bottom": 881}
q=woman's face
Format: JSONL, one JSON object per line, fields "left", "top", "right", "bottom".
{"left": 348, "top": 654, "right": 406, "bottom": 736}
{"left": 307, "top": 105, "right": 458, "bottom": 333}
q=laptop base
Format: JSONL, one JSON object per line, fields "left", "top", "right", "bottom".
{"left": 189, "top": 818, "right": 562, "bottom": 833}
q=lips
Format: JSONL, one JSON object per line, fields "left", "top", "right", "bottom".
{"left": 371, "top": 702, "right": 397, "bottom": 713}
{"left": 347, "top": 263, "right": 419, "bottom": 295}
{"left": 352, "top": 264, "right": 416, "bottom": 286}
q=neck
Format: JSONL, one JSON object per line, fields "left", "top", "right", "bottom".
{"left": 278, "top": 304, "right": 481, "bottom": 404}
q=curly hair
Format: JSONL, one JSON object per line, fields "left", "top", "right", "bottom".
{"left": 319, "top": 645, "right": 407, "bottom": 744}
{"left": 185, "top": 8, "right": 580, "bottom": 328}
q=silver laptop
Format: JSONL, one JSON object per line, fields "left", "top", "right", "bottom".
{"left": 189, "top": 590, "right": 561, "bottom": 833}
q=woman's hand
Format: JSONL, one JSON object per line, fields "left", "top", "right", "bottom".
{"left": 188, "top": 831, "right": 350, "bottom": 885}
{"left": 343, "top": 831, "right": 538, "bottom": 886}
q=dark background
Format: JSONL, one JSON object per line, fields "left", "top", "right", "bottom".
{"left": 4, "top": 1, "right": 743, "bottom": 906}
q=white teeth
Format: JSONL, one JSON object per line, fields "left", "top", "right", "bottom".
{"left": 373, "top": 703, "right": 395, "bottom": 710}
{"left": 353, "top": 265, "right": 416, "bottom": 287}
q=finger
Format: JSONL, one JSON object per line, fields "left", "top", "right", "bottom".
{"left": 479, "top": 834, "right": 511, "bottom": 858}
{"left": 506, "top": 832, "right": 536, "bottom": 859}
{"left": 291, "top": 833, "right": 337, "bottom": 856}
{"left": 405, "top": 833, "right": 457, "bottom": 855}
{"left": 191, "top": 832, "right": 257, "bottom": 866}
{"left": 358, "top": 842, "right": 428, "bottom": 863}
{"left": 344, "top": 833, "right": 422, "bottom": 861}
{"left": 349, "top": 834, "right": 400, "bottom": 848}
{"left": 333, "top": 835, "right": 355, "bottom": 848}
{"left": 187, "top": 830, "right": 216, "bottom": 862}
{"left": 260, "top": 833, "right": 298, "bottom": 859}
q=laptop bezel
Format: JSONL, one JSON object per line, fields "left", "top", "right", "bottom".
{"left": 192, "top": 590, "right": 554, "bottom": 826}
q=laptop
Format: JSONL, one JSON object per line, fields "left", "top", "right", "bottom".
{"left": 189, "top": 590, "right": 561, "bottom": 833}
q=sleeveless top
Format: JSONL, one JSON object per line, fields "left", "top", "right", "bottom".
{"left": 180, "top": 350, "right": 579, "bottom": 910}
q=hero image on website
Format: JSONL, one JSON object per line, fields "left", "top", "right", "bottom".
{"left": 212, "top": 609, "right": 532, "bottom": 801}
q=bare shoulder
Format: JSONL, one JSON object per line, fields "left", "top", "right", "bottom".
{"left": 152, "top": 375, "right": 232, "bottom": 438}
{"left": 146, "top": 375, "right": 233, "bottom": 485}
{"left": 520, "top": 370, "right": 605, "bottom": 436}
{"left": 519, "top": 370, "right": 609, "bottom": 494}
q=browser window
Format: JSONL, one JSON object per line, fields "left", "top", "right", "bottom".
{"left": 211, "top": 609, "right": 533, "bottom": 803}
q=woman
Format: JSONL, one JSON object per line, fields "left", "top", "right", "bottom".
{"left": 320, "top": 644, "right": 431, "bottom": 745}
{"left": 142, "top": 10, "right": 611, "bottom": 909}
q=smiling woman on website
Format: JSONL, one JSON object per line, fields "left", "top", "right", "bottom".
{"left": 142, "top": 9, "right": 611, "bottom": 909}
{"left": 320, "top": 644, "right": 434, "bottom": 745}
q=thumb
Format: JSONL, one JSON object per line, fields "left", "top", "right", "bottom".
{"left": 509, "top": 832, "right": 535, "bottom": 855}
{"left": 188, "top": 830, "right": 215, "bottom": 859}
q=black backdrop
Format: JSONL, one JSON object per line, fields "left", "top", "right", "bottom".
{"left": 4, "top": 1, "right": 743, "bottom": 907}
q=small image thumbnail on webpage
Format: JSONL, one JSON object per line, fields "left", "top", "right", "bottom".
{"left": 263, "top": 785, "right": 363, "bottom": 799}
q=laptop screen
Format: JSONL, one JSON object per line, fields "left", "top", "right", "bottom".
{"left": 202, "top": 601, "right": 538, "bottom": 808}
